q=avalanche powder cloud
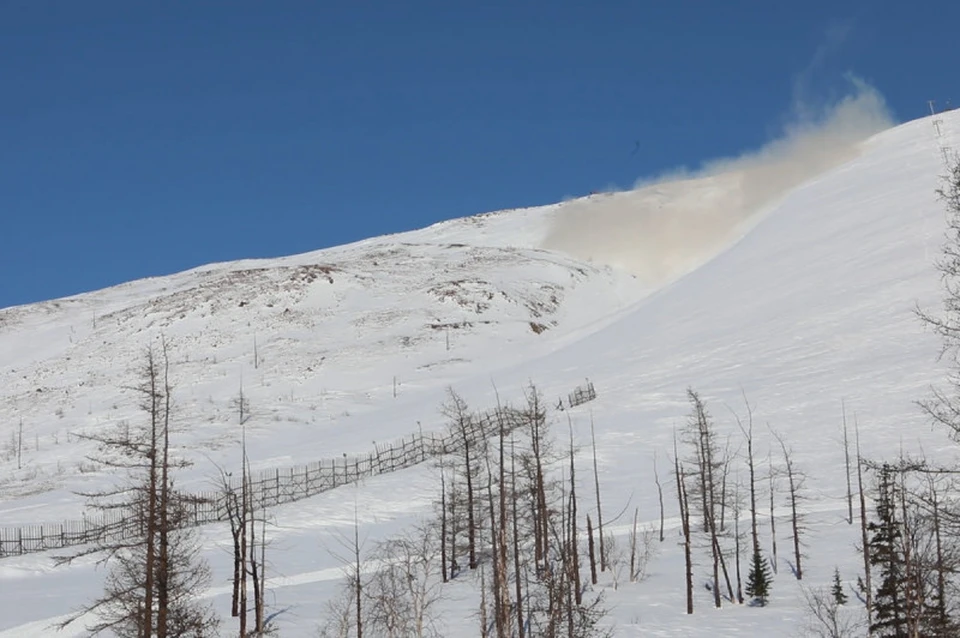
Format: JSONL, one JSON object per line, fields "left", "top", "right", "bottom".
{"left": 541, "top": 81, "right": 895, "bottom": 289}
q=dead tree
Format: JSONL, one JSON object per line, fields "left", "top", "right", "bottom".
{"left": 320, "top": 509, "right": 368, "bottom": 638}
{"left": 439, "top": 461, "right": 448, "bottom": 583}
{"left": 510, "top": 435, "right": 525, "bottom": 638}
{"left": 917, "top": 155, "right": 960, "bottom": 437}
{"left": 653, "top": 452, "right": 665, "bottom": 542}
{"left": 685, "top": 389, "right": 734, "bottom": 606}
{"left": 674, "top": 433, "right": 694, "bottom": 615}
{"left": 354, "top": 512, "right": 363, "bottom": 638}
{"left": 243, "top": 449, "right": 268, "bottom": 636}
{"left": 57, "top": 343, "right": 217, "bottom": 637}
{"left": 734, "top": 475, "right": 745, "bottom": 604}
{"left": 772, "top": 428, "right": 806, "bottom": 580}
{"left": 365, "top": 522, "right": 446, "bottom": 638}
{"left": 442, "top": 388, "right": 482, "bottom": 571}
{"left": 567, "top": 418, "right": 582, "bottom": 606}
{"left": 768, "top": 453, "right": 779, "bottom": 575}
{"left": 732, "top": 394, "right": 761, "bottom": 559}
{"left": 855, "top": 420, "right": 872, "bottom": 627}
{"left": 842, "top": 401, "right": 854, "bottom": 525}
{"left": 215, "top": 466, "right": 243, "bottom": 619}
{"left": 590, "top": 415, "right": 606, "bottom": 571}
{"left": 521, "top": 384, "right": 552, "bottom": 573}
{"left": 802, "top": 585, "right": 865, "bottom": 638}
{"left": 587, "top": 515, "right": 598, "bottom": 585}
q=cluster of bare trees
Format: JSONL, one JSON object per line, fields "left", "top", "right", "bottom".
{"left": 320, "top": 515, "right": 445, "bottom": 638}
{"left": 435, "top": 385, "right": 612, "bottom": 637}
{"left": 672, "top": 389, "right": 807, "bottom": 613}
{"left": 57, "top": 342, "right": 218, "bottom": 637}
{"left": 216, "top": 390, "right": 272, "bottom": 638}
{"left": 320, "top": 384, "right": 615, "bottom": 637}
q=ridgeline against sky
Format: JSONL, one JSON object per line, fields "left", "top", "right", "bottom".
{"left": 1, "top": 1, "right": 956, "bottom": 308}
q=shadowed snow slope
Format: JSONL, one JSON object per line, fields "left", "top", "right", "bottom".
{"left": 1, "top": 109, "right": 959, "bottom": 637}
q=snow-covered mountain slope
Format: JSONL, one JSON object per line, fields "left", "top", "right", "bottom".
{"left": 0, "top": 217, "right": 643, "bottom": 516}
{"left": 1, "top": 109, "right": 959, "bottom": 637}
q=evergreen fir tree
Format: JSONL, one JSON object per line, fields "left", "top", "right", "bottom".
{"left": 831, "top": 567, "right": 848, "bottom": 605}
{"left": 868, "top": 464, "right": 907, "bottom": 637}
{"left": 745, "top": 549, "right": 772, "bottom": 606}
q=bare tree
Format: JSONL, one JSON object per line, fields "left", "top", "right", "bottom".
{"left": 365, "top": 522, "right": 446, "bottom": 638}
{"left": 442, "top": 388, "right": 483, "bottom": 571}
{"left": 855, "top": 419, "right": 873, "bottom": 627}
{"left": 772, "top": 428, "right": 806, "bottom": 580}
{"left": 567, "top": 418, "right": 582, "bottom": 607}
{"left": 16, "top": 416, "right": 23, "bottom": 470}
{"left": 590, "top": 415, "right": 606, "bottom": 571}
{"left": 674, "top": 433, "right": 694, "bottom": 615}
{"left": 802, "top": 585, "right": 865, "bottom": 638}
{"left": 842, "top": 401, "right": 854, "bottom": 525}
{"left": 653, "top": 452, "right": 665, "bottom": 543}
{"left": 684, "top": 389, "right": 734, "bottom": 607}
{"left": 768, "top": 453, "right": 779, "bottom": 575}
{"left": 733, "top": 475, "right": 745, "bottom": 604}
{"left": 215, "top": 466, "right": 244, "bottom": 619}
{"left": 322, "top": 508, "right": 366, "bottom": 638}
{"left": 732, "top": 394, "right": 760, "bottom": 560}
{"left": 587, "top": 515, "right": 598, "bottom": 585}
{"left": 509, "top": 434, "right": 525, "bottom": 638}
{"left": 57, "top": 343, "right": 217, "bottom": 637}
{"left": 917, "top": 155, "right": 960, "bottom": 437}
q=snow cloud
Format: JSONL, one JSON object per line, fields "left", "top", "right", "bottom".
{"left": 541, "top": 78, "right": 894, "bottom": 289}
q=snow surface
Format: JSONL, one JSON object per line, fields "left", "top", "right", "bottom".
{"left": 1, "top": 109, "right": 959, "bottom": 636}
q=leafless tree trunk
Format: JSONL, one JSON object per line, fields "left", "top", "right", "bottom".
{"left": 485, "top": 453, "right": 506, "bottom": 638}
{"left": 480, "top": 564, "right": 490, "bottom": 638}
{"left": 842, "top": 401, "right": 854, "bottom": 525}
{"left": 522, "top": 385, "right": 551, "bottom": 573}
{"left": 590, "top": 415, "right": 605, "bottom": 571}
{"left": 17, "top": 416, "right": 23, "bottom": 470}
{"left": 734, "top": 477, "right": 744, "bottom": 604}
{"left": 855, "top": 421, "right": 872, "bottom": 628}
{"left": 768, "top": 454, "right": 779, "bottom": 575}
{"left": 510, "top": 435, "right": 525, "bottom": 638}
{"left": 772, "top": 429, "right": 805, "bottom": 580}
{"left": 568, "top": 420, "right": 582, "bottom": 607}
{"left": 653, "top": 453, "right": 665, "bottom": 542}
{"left": 355, "top": 512, "right": 363, "bottom": 638}
{"left": 587, "top": 515, "right": 598, "bottom": 585}
{"left": 686, "top": 389, "right": 734, "bottom": 606}
{"left": 215, "top": 465, "right": 243, "bottom": 619}
{"left": 733, "top": 395, "right": 760, "bottom": 558}
{"left": 443, "top": 389, "right": 480, "bottom": 571}
{"left": 674, "top": 433, "right": 693, "bottom": 615}
{"left": 239, "top": 422, "right": 249, "bottom": 638}
{"left": 440, "top": 463, "right": 448, "bottom": 583}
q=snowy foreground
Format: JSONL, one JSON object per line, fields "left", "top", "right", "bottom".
{"left": 1, "top": 110, "right": 959, "bottom": 636}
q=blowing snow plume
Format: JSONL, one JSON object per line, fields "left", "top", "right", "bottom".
{"left": 542, "top": 81, "right": 894, "bottom": 290}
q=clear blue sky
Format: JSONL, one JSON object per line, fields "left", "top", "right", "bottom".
{"left": 1, "top": 1, "right": 957, "bottom": 308}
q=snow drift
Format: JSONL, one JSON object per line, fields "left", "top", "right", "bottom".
{"left": 542, "top": 82, "right": 894, "bottom": 288}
